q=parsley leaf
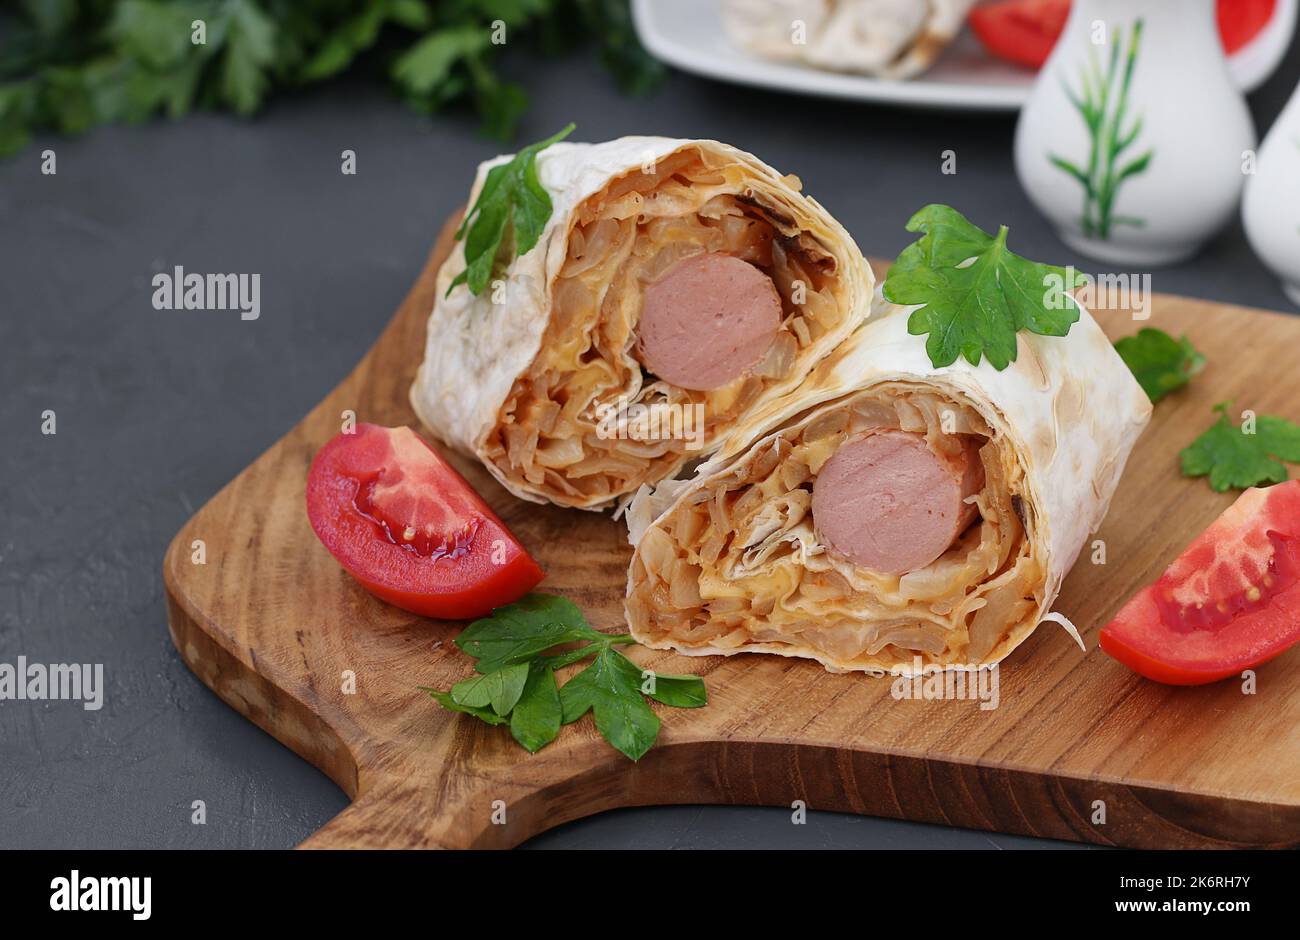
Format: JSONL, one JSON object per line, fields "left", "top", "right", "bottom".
{"left": 219, "top": 0, "right": 277, "bottom": 116}
{"left": 391, "top": 25, "right": 490, "bottom": 105}
{"left": 109, "top": 0, "right": 196, "bottom": 71}
{"left": 450, "top": 660, "right": 530, "bottom": 715}
{"left": 643, "top": 671, "right": 708, "bottom": 708}
{"left": 1181, "top": 404, "right": 1300, "bottom": 491}
{"left": 302, "top": 0, "right": 432, "bottom": 83}
{"left": 558, "top": 646, "right": 660, "bottom": 761}
{"left": 882, "top": 204, "right": 1086, "bottom": 370}
{"left": 1115, "top": 328, "right": 1206, "bottom": 403}
{"left": 425, "top": 591, "right": 707, "bottom": 760}
{"left": 455, "top": 592, "right": 603, "bottom": 672}
{"left": 448, "top": 122, "right": 573, "bottom": 297}
{"left": 0, "top": 83, "right": 38, "bottom": 155}
{"left": 510, "top": 662, "right": 562, "bottom": 753}
{"left": 420, "top": 689, "right": 510, "bottom": 725}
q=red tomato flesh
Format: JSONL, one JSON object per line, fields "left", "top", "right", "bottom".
{"left": 968, "top": 0, "right": 1072, "bottom": 70}
{"left": 1100, "top": 481, "right": 1300, "bottom": 685}
{"left": 968, "top": 0, "right": 1276, "bottom": 70}
{"left": 1219, "top": 0, "right": 1277, "bottom": 54}
{"left": 306, "top": 423, "right": 544, "bottom": 620}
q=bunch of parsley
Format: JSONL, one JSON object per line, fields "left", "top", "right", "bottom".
{"left": 422, "top": 593, "right": 706, "bottom": 761}
{"left": 0, "top": 0, "right": 661, "bottom": 157}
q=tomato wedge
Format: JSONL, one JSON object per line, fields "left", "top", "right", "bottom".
{"left": 306, "top": 423, "right": 544, "bottom": 620}
{"left": 968, "top": 0, "right": 1071, "bottom": 70}
{"left": 1100, "top": 480, "right": 1300, "bottom": 685}
{"left": 969, "top": 0, "right": 1276, "bottom": 70}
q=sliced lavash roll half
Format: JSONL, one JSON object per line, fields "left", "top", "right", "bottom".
{"left": 625, "top": 292, "right": 1152, "bottom": 674}
{"left": 722, "top": 0, "right": 976, "bottom": 79}
{"left": 410, "top": 136, "right": 872, "bottom": 510}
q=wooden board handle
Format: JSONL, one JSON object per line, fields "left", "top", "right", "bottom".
{"left": 297, "top": 747, "right": 632, "bottom": 849}
{"left": 298, "top": 784, "right": 472, "bottom": 850}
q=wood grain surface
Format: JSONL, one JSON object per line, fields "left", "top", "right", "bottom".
{"left": 163, "top": 216, "right": 1300, "bottom": 849}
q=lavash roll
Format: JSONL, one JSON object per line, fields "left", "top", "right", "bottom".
{"left": 410, "top": 136, "right": 872, "bottom": 510}
{"left": 624, "top": 293, "right": 1152, "bottom": 674}
{"left": 722, "top": 0, "right": 977, "bottom": 79}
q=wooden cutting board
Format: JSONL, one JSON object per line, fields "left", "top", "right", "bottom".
{"left": 163, "top": 216, "right": 1300, "bottom": 849}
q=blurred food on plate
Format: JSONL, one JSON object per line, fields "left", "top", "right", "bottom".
{"left": 718, "top": 0, "right": 1278, "bottom": 79}
{"left": 722, "top": 0, "right": 976, "bottom": 77}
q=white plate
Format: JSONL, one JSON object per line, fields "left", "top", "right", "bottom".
{"left": 633, "top": 0, "right": 1297, "bottom": 111}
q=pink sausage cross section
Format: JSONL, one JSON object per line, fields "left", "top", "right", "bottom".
{"left": 812, "top": 430, "right": 985, "bottom": 575}
{"left": 633, "top": 252, "right": 782, "bottom": 391}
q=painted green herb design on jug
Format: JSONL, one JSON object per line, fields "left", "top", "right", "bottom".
{"left": 1049, "top": 19, "right": 1154, "bottom": 240}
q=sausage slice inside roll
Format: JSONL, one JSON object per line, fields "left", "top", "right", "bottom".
{"left": 625, "top": 296, "right": 1152, "bottom": 673}
{"left": 411, "top": 136, "right": 872, "bottom": 510}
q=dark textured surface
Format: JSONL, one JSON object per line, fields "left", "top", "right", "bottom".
{"left": 2, "top": 30, "right": 1297, "bottom": 850}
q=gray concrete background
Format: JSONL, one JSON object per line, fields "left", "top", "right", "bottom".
{"left": 2, "top": 27, "right": 1297, "bottom": 849}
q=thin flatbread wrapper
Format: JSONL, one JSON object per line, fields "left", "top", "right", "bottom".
{"left": 625, "top": 294, "right": 1152, "bottom": 674}
{"left": 722, "top": 0, "right": 976, "bottom": 78}
{"left": 410, "top": 136, "right": 872, "bottom": 510}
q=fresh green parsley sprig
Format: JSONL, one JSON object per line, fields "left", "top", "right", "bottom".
{"left": 448, "top": 123, "right": 573, "bottom": 297}
{"left": 882, "top": 204, "right": 1087, "bottom": 370}
{"left": 1115, "top": 327, "right": 1206, "bottom": 403}
{"left": 422, "top": 593, "right": 707, "bottom": 761}
{"left": 1181, "top": 403, "right": 1300, "bottom": 492}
